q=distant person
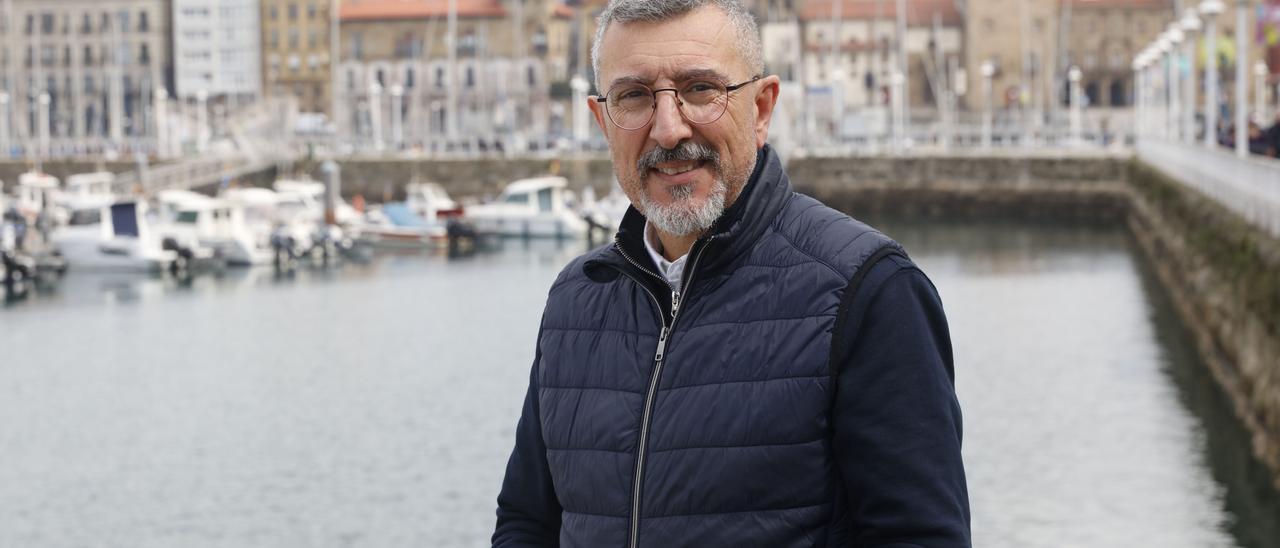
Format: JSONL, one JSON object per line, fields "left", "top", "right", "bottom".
{"left": 1265, "top": 112, "right": 1280, "bottom": 158}
{"left": 1247, "top": 121, "right": 1269, "bottom": 156}
{"left": 492, "top": 1, "right": 970, "bottom": 546}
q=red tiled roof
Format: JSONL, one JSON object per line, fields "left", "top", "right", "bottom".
{"left": 799, "top": 0, "right": 961, "bottom": 26}
{"left": 340, "top": 0, "right": 507, "bottom": 21}
{"left": 553, "top": 3, "right": 575, "bottom": 19}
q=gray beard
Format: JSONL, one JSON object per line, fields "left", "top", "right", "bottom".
{"left": 638, "top": 178, "right": 728, "bottom": 237}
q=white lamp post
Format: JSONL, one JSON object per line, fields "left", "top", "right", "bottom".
{"left": 0, "top": 92, "right": 9, "bottom": 158}
{"left": 1156, "top": 36, "right": 1173, "bottom": 140}
{"left": 981, "top": 61, "right": 995, "bottom": 149}
{"left": 1069, "top": 66, "right": 1084, "bottom": 146}
{"left": 37, "top": 92, "right": 50, "bottom": 165}
{"left": 1201, "top": 0, "right": 1226, "bottom": 148}
{"left": 1180, "top": 9, "right": 1202, "bottom": 144}
{"left": 890, "top": 70, "right": 906, "bottom": 151}
{"left": 1165, "top": 27, "right": 1185, "bottom": 142}
{"left": 1135, "top": 50, "right": 1148, "bottom": 141}
{"left": 368, "top": 82, "right": 383, "bottom": 152}
{"left": 390, "top": 85, "right": 404, "bottom": 151}
{"left": 570, "top": 75, "right": 589, "bottom": 150}
{"left": 1254, "top": 61, "right": 1268, "bottom": 124}
{"left": 154, "top": 87, "right": 168, "bottom": 158}
{"left": 196, "top": 89, "right": 209, "bottom": 154}
{"left": 1234, "top": 0, "right": 1249, "bottom": 157}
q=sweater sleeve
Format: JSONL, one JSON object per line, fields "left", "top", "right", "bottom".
{"left": 492, "top": 342, "right": 563, "bottom": 547}
{"left": 832, "top": 255, "right": 971, "bottom": 547}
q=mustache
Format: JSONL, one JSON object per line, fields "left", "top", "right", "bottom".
{"left": 637, "top": 142, "right": 720, "bottom": 174}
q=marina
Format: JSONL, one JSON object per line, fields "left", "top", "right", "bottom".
{"left": 0, "top": 218, "right": 1276, "bottom": 547}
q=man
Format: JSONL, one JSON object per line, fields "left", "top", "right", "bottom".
{"left": 493, "top": 1, "right": 969, "bottom": 546}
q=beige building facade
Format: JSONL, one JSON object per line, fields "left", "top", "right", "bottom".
{"left": 261, "top": 0, "right": 332, "bottom": 115}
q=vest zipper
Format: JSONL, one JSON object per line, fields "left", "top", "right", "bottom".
{"left": 612, "top": 235, "right": 716, "bottom": 548}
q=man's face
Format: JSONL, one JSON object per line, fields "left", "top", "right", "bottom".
{"left": 588, "top": 6, "right": 779, "bottom": 236}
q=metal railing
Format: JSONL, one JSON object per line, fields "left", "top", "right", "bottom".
{"left": 1137, "top": 139, "right": 1280, "bottom": 238}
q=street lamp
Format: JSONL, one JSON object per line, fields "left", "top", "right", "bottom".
{"left": 1156, "top": 36, "right": 1173, "bottom": 140}
{"left": 890, "top": 70, "right": 906, "bottom": 151}
{"left": 1254, "top": 61, "right": 1268, "bottom": 124}
{"left": 368, "top": 82, "right": 383, "bottom": 152}
{"left": 196, "top": 89, "right": 209, "bottom": 154}
{"left": 1069, "top": 66, "right": 1084, "bottom": 146}
{"left": 390, "top": 85, "right": 404, "bottom": 151}
{"left": 981, "top": 60, "right": 995, "bottom": 149}
{"left": 570, "top": 75, "right": 589, "bottom": 150}
{"left": 1165, "top": 26, "right": 1185, "bottom": 142}
{"left": 154, "top": 87, "right": 168, "bottom": 158}
{"left": 0, "top": 92, "right": 9, "bottom": 158}
{"left": 1200, "top": 0, "right": 1226, "bottom": 148}
{"left": 1180, "top": 9, "right": 1202, "bottom": 144}
{"left": 37, "top": 92, "right": 50, "bottom": 166}
{"left": 1233, "top": 0, "right": 1249, "bottom": 158}
{"left": 1133, "top": 55, "right": 1147, "bottom": 143}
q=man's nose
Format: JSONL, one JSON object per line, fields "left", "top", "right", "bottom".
{"left": 648, "top": 91, "right": 693, "bottom": 150}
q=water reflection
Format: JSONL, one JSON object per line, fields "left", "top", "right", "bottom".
{"left": 1, "top": 224, "right": 1276, "bottom": 547}
{"left": 875, "top": 217, "right": 1278, "bottom": 548}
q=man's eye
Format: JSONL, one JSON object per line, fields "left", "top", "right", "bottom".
{"left": 685, "top": 82, "right": 717, "bottom": 93}
{"left": 617, "top": 89, "right": 647, "bottom": 101}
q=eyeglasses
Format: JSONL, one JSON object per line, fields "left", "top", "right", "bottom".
{"left": 595, "top": 76, "right": 762, "bottom": 131}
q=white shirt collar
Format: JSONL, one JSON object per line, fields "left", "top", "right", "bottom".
{"left": 643, "top": 221, "right": 687, "bottom": 290}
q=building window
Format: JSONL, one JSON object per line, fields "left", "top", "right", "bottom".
{"left": 351, "top": 32, "right": 363, "bottom": 60}
{"left": 62, "top": 46, "right": 70, "bottom": 67}
{"left": 270, "top": 30, "right": 279, "bottom": 49}
{"left": 270, "top": 5, "right": 278, "bottom": 20}
{"left": 100, "top": 12, "right": 109, "bottom": 31}
{"left": 288, "top": 3, "right": 298, "bottom": 20}
{"left": 406, "top": 68, "right": 415, "bottom": 88}
{"left": 465, "top": 66, "right": 474, "bottom": 87}
{"left": 83, "top": 45, "right": 92, "bottom": 65}
{"left": 288, "top": 29, "right": 298, "bottom": 49}
{"left": 139, "top": 11, "right": 148, "bottom": 32}
{"left": 139, "top": 44, "right": 149, "bottom": 64}
{"left": 81, "top": 14, "right": 92, "bottom": 34}
{"left": 527, "top": 66, "right": 535, "bottom": 87}
{"left": 118, "top": 11, "right": 129, "bottom": 33}
{"left": 435, "top": 67, "right": 443, "bottom": 88}
{"left": 308, "top": 3, "right": 317, "bottom": 19}
{"left": 376, "top": 69, "right": 384, "bottom": 87}
{"left": 41, "top": 13, "right": 53, "bottom": 34}
{"left": 308, "top": 30, "right": 318, "bottom": 48}
{"left": 346, "top": 69, "right": 355, "bottom": 91}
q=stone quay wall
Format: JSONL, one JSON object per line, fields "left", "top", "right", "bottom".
{"left": 1126, "top": 160, "right": 1280, "bottom": 489}
{"left": 300, "top": 155, "right": 616, "bottom": 202}
{"left": 0, "top": 161, "right": 139, "bottom": 186}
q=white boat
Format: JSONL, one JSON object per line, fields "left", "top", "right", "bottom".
{"left": 61, "top": 172, "right": 116, "bottom": 208}
{"left": 13, "top": 171, "right": 61, "bottom": 222}
{"left": 219, "top": 187, "right": 307, "bottom": 263}
{"left": 273, "top": 179, "right": 361, "bottom": 226}
{"left": 464, "top": 176, "right": 589, "bottom": 238}
{"left": 358, "top": 202, "right": 448, "bottom": 249}
{"left": 405, "top": 182, "right": 463, "bottom": 222}
{"left": 52, "top": 199, "right": 177, "bottom": 273}
{"left": 155, "top": 190, "right": 266, "bottom": 266}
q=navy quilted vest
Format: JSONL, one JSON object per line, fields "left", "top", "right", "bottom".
{"left": 537, "top": 146, "right": 901, "bottom": 547}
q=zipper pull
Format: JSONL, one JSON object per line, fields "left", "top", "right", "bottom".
{"left": 670, "top": 291, "right": 681, "bottom": 317}
{"left": 654, "top": 326, "right": 669, "bottom": 362}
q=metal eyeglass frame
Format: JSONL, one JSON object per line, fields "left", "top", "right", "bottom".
{"left": 594, "top": 75, "right": 763, "bottom": 130}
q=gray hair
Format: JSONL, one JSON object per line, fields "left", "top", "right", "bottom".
{"left": 590, "top": 0, "right": 764, "bottom": 91}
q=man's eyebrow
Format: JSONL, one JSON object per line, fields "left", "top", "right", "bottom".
{"left": 671, "top": 68, "right": 730, "bottom": 83}
{"left": 607, "top": 68, "right": 731, "bottom": 90}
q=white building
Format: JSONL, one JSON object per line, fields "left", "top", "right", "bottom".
{"left": 172, "top": 0, "right": 261, "bottom": 101}
{"left": 0, "top": 0, "right": 171, "bottom": 157}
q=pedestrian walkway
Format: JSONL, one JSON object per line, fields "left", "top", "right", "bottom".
{"left": 1137, "top": 139, "right": 1280, "bottom": 238}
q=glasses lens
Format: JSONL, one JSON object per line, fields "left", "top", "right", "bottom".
{"left": 678, "top": 80, "right": 729, "bottom": 124}
{"left": 606, "top": 85, "right": 655, "bottom": 129}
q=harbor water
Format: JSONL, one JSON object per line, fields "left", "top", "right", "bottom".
{"left": 1, "top": 218, "right": 1277, "bottom": 547}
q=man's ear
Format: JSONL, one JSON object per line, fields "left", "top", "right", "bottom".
{"left": 752, "top": 75, "right": 781, "bottom": 149}
{"left": 588, "top": 94, "right": 610, "bottom": 139}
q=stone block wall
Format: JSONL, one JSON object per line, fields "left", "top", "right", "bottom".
{"left": 1127, "top": 160, "right": 1280, "bottom": 489}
